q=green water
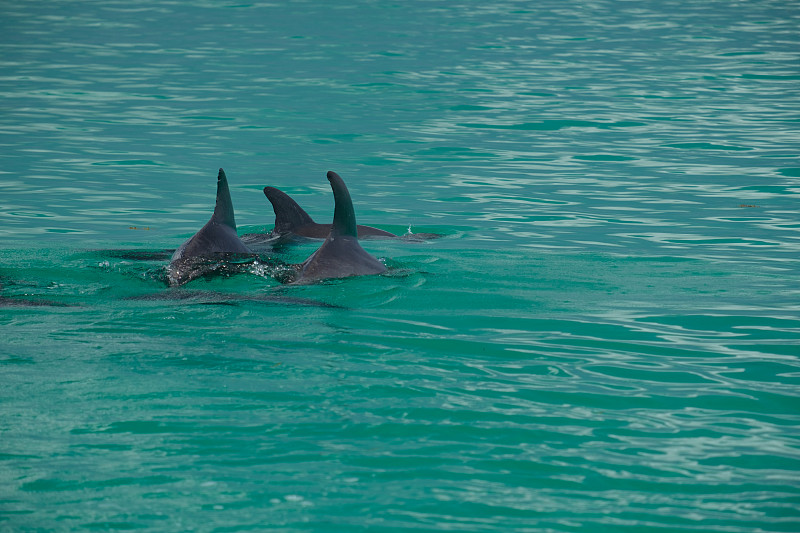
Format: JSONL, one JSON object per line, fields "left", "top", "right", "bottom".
{"left": 2, "top": 0, "right": 800, "bottom": 531}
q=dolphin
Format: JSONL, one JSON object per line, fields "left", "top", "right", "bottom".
{"left": 168, "top": 168, "right": 254, "bottom": 286}
{"left": 262, "top": 185, "right": 396, "bottom": 240}
{"left": 291, "top": 171, "right": 387, "bottom": 284}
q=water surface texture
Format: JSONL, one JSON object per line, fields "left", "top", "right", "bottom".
{"left": 2, "top": 1, "right": 800, "bottom": 531}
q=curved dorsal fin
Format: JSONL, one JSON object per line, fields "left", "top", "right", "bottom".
{"left": 327, "top": 171, "right": 358, "bottom": 238}
{"left": 211, "top": 168, "right": 237, "bottom": 229}
{"left": 263, "top": 186, "right": 315, "bottom": 233}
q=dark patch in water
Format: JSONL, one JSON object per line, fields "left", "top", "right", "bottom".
{"left": 103, "top": 249, "right": 175, "bottom": 261}
{"left": 125, "top": 289, "right": 343, "bottom": 308}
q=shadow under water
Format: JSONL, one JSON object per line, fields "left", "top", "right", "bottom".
{"left": 124, "top": 289, "right": 345, "bottom": 308}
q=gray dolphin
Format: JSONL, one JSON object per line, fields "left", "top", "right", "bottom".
{"left": 263, "top": 185, "right": 396, "bottom": 240}
{"left": 291, "top": 171, "right": 387, "bottom": 284}
{"left": 168, "top": 168, "right": 253, "bottom": 286}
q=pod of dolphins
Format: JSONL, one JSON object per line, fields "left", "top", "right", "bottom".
{"left": 168, "top": 169, "right": 391, "bottom": 287}
{"left": 0, "top": 169, "right": 418, "bottom": 306}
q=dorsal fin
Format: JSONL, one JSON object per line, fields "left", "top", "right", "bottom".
{"left": 263, "top": 186, "right": 315, "bottom": 233}
{"left": 211, "top": 168, "right": 237, "bottom": 229}
{"left": 327, "top": 171, "right": 358, "bottom": 238}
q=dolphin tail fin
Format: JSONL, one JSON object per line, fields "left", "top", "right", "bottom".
{"left": 211, "top": 168, "right": 238, "bottom": 229}
{"left": 327, "top": 171, "right": 358, "bottom": 238}
{"left": 263, "top": 186, "right": 315, "bottom": 233}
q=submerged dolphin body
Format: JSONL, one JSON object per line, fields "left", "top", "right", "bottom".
{"left": 168, "top": 168, "right": 253, "bottom": 286}
{"left": 126, "top": 290, "right": 342, "bottom": 308}
{"left": 0, "top": 279, "right": 68, "bottom": 307}
{"left": 291, "top": 171, "right": 387, "bottom": 284}
{"left": 0, "top": 286, "right": 64, "bottom": 307}
{"left": 262, "top": 185, "right": 396, "bottom": 240}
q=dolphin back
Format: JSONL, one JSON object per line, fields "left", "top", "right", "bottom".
{"left": 292, "top": 171, "right": 386, "bottom": 283}
{"left": 168, "top": 168, "right": 253, "bottom": 285}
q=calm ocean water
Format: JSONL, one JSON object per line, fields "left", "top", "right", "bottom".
{"left": 2, "top": 1, "right": 799, "bottom": 531}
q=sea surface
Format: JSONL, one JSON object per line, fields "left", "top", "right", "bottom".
{"left": 2, "top": 1, "right": 800, "bottom": 531}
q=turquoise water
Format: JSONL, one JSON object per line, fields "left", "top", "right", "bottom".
{"left": 2, "top": 1, "right": 800, "bottom": 531}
